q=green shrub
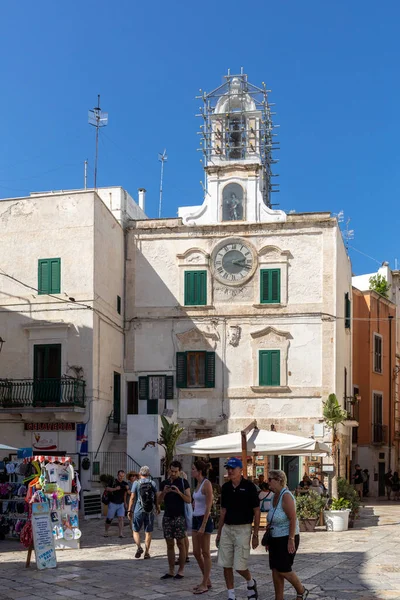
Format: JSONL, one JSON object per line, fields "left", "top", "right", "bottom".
{"left": 337, "top": 477, "right": 360, "bottom": 515}
{"left": 296, "top": 491, "right": 326, "bottom": 519}
{"left": 99, "top": 474, "right": 114, "bottom": 488}
{"left": 330, "top": 497, "right": 351, "bottom": 510}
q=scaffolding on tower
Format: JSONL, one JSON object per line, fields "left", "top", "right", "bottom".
{"left": 197, "top": 68, "right": 280, "bottom": 207}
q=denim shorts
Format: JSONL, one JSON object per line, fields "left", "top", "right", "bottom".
{"left": 192, "top": 515, "right": 213, "bottom": 534}
{"left": 132, "top": 510, "right": 154, "bottom": 533}
{"left": 107, "top": 502, "right": 125, "bottom": 519}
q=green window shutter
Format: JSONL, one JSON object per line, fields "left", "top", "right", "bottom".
{"left": 50, "top": 259, "right": 61, "bottom": 293}
{"left": 259, "top": 350, "right": 280, "bottom": 386}
{"left": 176, "top": 352, "right": 187, "bottom": 388}
{"left": 184, "top": 271, "right": 207, "bottom": 306}
{"left": 270, "top": 350, "right": 280, "bottom": 386}
{"left": 260, "top": 269, "right": 281, "bottom": 304}
{"left": 345, "top": 293, "right": 351, "bottom": 329}
{"left": 138, "top": 376, "right": 149, "bottom": 400}
{"left": 38, "top": 260, "right": 50, "bottom": 294}
{"left": 205, "top": 352, "right": 216, "bottom": 388}
{"left": 166, "top": 376, "right": 174, "bottom": 399}
{"left": 117, "top": 295, "right": 122, "bottom": 315}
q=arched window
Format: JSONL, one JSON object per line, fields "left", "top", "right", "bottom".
{"left": 226, "top": 115, "right": 246, "bottom": 160}
{"left": 222, "top": 183, "right": 244, "bottom": 221}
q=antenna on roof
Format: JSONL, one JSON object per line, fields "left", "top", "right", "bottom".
{"left": 88, "top": 95, "right": 108, "bottom": 189}
{"left": 158, "top": 149, "right": 167, "bottom": 218}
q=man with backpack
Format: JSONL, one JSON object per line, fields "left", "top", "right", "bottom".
{"left": 128, "top": 465, "right": 159, "bottom": 559}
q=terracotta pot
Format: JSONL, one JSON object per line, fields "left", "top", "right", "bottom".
{"left": 299, "top": 517, "right": 318, "bottom": 532}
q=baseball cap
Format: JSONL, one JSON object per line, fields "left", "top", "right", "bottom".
{"left": 224, "top": 457, "right": 243, "bottom": 469}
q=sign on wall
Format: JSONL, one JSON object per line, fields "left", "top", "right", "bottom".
{"left": 25, "top": 423, "right": 76, "bottom": 431}
{"left": 31, "top": 503, "right": 57, "bottom": 570}
{"left": 31, "top": 432, "right": 59, "bottom": 452}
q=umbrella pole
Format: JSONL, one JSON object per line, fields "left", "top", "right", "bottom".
{"left": 241, "top": 421, "right": 257, "bottom": 479}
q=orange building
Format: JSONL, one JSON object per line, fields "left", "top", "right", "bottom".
{"left": 352, "top": 288, "right": 396, "bottom": 496}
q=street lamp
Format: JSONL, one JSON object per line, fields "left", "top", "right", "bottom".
{"left": 0, "top": 337, "right": 4, "bottom": 353}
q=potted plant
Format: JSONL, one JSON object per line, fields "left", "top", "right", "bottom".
{"left": 337, "top": 477, "right": 360, "bottom": 528}
{"left": 142, "top": 415, "right": 184, "bottom": 476}
{"left": 296, "top": 491, "right": 326, "bottom": 532}
{"left": 324, "top": 497, "right": 351, "bottom": 531}
{"left": 323, "top": 393, "right": 348, "bottom": 498}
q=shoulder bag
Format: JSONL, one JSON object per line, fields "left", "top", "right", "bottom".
{"left": 261, "top": 489, "right": 285, "bottom": 547}
{"left": 182, "top": 477, "right": 193, "bottom": 531}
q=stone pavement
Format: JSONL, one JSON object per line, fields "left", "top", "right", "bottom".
{"left": 1, "top": 501, "right": 400, "bottom": 600}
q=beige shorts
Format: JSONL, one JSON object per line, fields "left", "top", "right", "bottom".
{"left": 218, "top": 523, "right": 252, "bottom": 571}
{"left": 355, "top": 483, "right": 363, "bottom": 492}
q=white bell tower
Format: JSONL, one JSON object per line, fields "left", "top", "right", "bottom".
{"left": 179, "top": 70, "right": 286, "bottom": 226}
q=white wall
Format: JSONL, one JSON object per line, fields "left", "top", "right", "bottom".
{"left": 127, "top": 415, "right": 163, "bottom": 478}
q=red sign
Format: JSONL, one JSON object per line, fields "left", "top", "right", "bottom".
{"left": 24, "top": 423, "right": 76, "bottom": 432}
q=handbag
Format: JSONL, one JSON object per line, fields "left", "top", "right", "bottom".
{"left": 261, "top": 489, "right": 285, "bottom": 547}
{"left": 101, "top": 490, "right": 110, "bottom": 505}
{"left": 182, "top": 478, "right": 193, "bottom": 531}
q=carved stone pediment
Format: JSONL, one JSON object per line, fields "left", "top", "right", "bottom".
{"left": 177, "top": 247, "right": 210, "bottom": 266}
{"left": 176, "top": 327, "right": 219, "bottom": 350}
{"left": 258, "top": 245, "right": 292, "bottom": 261}
{"left": 251, "top": 326, "right": 292, "bottom": 341}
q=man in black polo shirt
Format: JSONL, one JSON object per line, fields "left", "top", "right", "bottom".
{"left": 216, "top": 458, "right": 260, "bottom": 600}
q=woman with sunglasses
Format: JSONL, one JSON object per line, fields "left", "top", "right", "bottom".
{"left": 265, "top": 470, "right": 309, "bottom": 600}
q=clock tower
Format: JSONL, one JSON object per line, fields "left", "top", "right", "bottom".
{"left": 179, "top": 70, "right": 286, "bottom": 225}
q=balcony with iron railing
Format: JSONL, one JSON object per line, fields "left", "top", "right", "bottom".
{"left": 372, "top": 423, "right": 388, "bottom": 445}
{"left": 0, "top": 378, "right": 86, "bottom": 410}
{"left": 345, "top": 398, "right": 360, "bottom": 423}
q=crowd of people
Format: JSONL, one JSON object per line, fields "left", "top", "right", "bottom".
{"left": 102, "top": 460, "right": 309, "bottom": 600}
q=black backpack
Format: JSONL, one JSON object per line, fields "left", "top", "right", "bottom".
{"left": 138, "top": 480, "right": 155, "bottom": 513}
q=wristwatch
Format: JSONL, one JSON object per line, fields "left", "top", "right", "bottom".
{"left": 289, "top": 536, "right": 295, "bottom": 540}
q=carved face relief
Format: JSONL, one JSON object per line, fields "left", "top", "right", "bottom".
{"left": 228, "top": 326, "right": 241, "bottom": 347}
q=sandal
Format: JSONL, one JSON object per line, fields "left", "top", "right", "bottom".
{"left": 296, "top": 589, "right": 309, "bottom": 600}
{"left": 135, "top": 546, "right": 144, "bottom": 559}
{"left": 247, "top": 578, "right": 258, "bottom": 600}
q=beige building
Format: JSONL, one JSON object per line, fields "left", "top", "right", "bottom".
{"left": 0, "top": 187, "right": 145, "bottom": 473}
{"left": 125, "top": 72, "right": 354, "bottom": 484}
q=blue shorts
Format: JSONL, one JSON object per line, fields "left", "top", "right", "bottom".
{"left": 132, "top": 511, "right": 155, "bottom": 533}
{"left": 192, "top": 515, "right": 213, "bottom": 534}
{"left": 107, "top": 502, "right": 125, "bottom": 519}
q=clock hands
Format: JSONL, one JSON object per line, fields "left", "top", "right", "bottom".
{"left": 231, "top": 258, "right": 246, "bottom": 266}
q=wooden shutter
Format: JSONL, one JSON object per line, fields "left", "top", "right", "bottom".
{"left": 260, "top": 269, "right": 280, "bottom": 303}
{"left": 270, "top": 350, "right": 280, "bottom": 386}
{"left": 205, "top": 352, "right": 216, "bottom": 388}
{"left": 270, "top": 270, "right": 281, "bottom": 303}
{"left": 38, "top": 260, "right": 50, "bottom": 294}
{"left": 184, "top": 272, "right": 194, "bottom": 306}
{"left": 166, "top": 376, "right": 174, "bottom": 399}
{"left": 176, "top": 352, "right": 187, "bottom": 388}
{"left": 259, "top": 350, "right": 280, "bottom": 386}
{"left": 138, "top": 376, "right": 149, "bottom": 400}
{"left": 185, "top": 271, "right": 207, "bottom": 306}
{"left": 345, "top": 293, "right": 351, "bottom": 329}
{"left": 50, "top": 259, "right": 61, "bottom": 293}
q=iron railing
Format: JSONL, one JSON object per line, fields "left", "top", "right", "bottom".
{"left": 372, "top": 423, "right": 387, "bottom": 444}
{"left": 345, "top": 399, "right": 360, "bottom": 421}
{"left": 0, "top": 378, "right": 85, "bottom": 408}
{"left": 88, "top": 451, "right": 141, "bottom": 482}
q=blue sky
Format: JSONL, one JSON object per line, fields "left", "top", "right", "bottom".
{"left": 0, "top": 1, "right": 399, "bottom": 275}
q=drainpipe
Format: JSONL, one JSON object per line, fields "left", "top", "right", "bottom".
{"left": 389, "top": 315, "right": 393, "bottom": 469}
{"left": 138, "top": 188, "right": 146, "bottom": 212}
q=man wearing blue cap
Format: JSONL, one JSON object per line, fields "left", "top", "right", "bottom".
{"left": 216, "top": 457, "right": 260, "bottom": 600}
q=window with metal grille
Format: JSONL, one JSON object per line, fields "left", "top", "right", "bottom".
{"left": 138, "top": 375, "right": 174, "bottom": 415}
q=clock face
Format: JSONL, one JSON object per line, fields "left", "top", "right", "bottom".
{"left": 212, "top": 239, "right": 256, "bottom": 285}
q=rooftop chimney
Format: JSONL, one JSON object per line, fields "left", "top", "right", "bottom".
{"left": 138, "top": 188, "right": 146, "bottom": 212}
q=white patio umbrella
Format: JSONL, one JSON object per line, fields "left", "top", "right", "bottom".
{"left": 0, "top": 444, "right": 18, "bottom": 451}
{"left": 176, "top": 429, "right": 330, "bottom": 457}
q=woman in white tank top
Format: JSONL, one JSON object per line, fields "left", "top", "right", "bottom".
{"left": 191, "top": 460, "right": 214, "bottom": 594}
